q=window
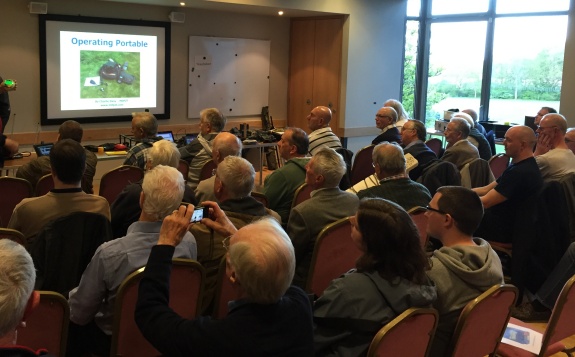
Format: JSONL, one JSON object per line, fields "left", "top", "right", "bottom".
{"left": 403, "top": 0, "right": 569, "bottom": 127}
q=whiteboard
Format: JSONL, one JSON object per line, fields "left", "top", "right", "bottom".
{"left": 188, "top": 36, "right": 270, "bottom": 118}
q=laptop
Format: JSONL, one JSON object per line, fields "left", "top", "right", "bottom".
{"left": 33, "top": 143, "right": 54, "bottom": 157}
{"left": 524, "top": 115, "right": 537, "bottom": 131}
{"left": 184, "top": 133, "right": 198, "bottom": 144}
{"left": 157, "top": 131, "right": 175, "bottom": 142}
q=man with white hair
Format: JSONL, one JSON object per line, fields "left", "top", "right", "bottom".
{"left": 68, "top": 165, "right": 197, "bottom": 357}
{"left": 124, "top": 111, "right": 160, "bottom": 169}
{"left": 372, "top": 106, "right": 401, "bottom": 145}
{"left": 111, "top": 140, "right": 197, "bottom": 238}
{"left": 287, "top": 148, "right": 359, "bottom": 288}
{"left": 453, "top": 112, "right": 492, "bottom": 160}
{"left": 135, "top": 205, "right": 314, "bottom": 356}
{"left": 0, "top": 239, "right": 45, "bottom": 355}
{"left": 191, "top": 156, "right": 280, "bottom": 313}
{"left": 441, "top": 117, "right": 480, "bottom": 169}
{"left": 194, "top": 131, "right": 242, "bottom": 203}
{"left": 534, "top": 113, "right": 575, "bottom": 181}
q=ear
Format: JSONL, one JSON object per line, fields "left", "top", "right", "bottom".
{"left": 21, "top": 291, "right": 40, "bottom": 323}
{"left": 316, "top": 174, "right": 325, "bottom": 186}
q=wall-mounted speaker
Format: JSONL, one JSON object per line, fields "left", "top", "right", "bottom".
{"left": 169, "top": 12, "right": 185, "bottom": 23}
{"left": 29, "top": 2, "right": 48, "bottom": 14}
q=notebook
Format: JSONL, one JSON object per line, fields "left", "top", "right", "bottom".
{"left": 33, "top": 143, "right": 54, "bottom": 157}
{"left": 157, "top": 131, "right": 175, "bottom": 142}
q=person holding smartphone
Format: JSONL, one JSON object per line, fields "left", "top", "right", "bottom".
{"left": 0, "top": 76, "right": 16, "bottom": 133}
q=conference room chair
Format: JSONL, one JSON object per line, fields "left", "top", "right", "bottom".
{"left": 99, "top": 165, "right": 145, "bottom": 205}
{"left": 366, "top": 308, "right": 439, "bottom": 357}
{"left": 35, "top": 173, "right": 54, "bottom": 196}
{"left": 250, "top": 191, "right": 269, "bottom": 208}
{"left": 488, "top": 153, "right": 510, "bottom": 180}
{"left": 497, "top": 273, "right": 575, "bottom": 357}
{"left": 305, "top": 217, "right": 361, "bottom": 298}
{"left": 0, "top": 228, "right": 27, "bottom": 248}
{"left": 212, "top": 257, "right": 242, "bottom": 319}
{"left": 0, "top": 176, "right": 33, "bottom": 228}
{"left": 460, "top": 158, "right": 495, "bottom": 189}
{"left": 110, "top": 259, "right": 205, "bottom": 357}
{"left": 31, "top": 212, "right": 113, "bottom": 297}
{"left": 407, "top": 206, "right": 429, "bottom": 248}
{"left": 177, "top": 159, "right": 190, "bottom": 182}
{"left": 17, "top": 291, "right": 70, "bottom": 357}
{"left": 350, "top": 144, "right": 375, "bottom": 186}
{"left": 199, "top": 160, "right": 217, "bottom": 181}
{"left": 447, "top": 284, "right": 518, "bottom": 357}
{"left": 425, "top": 138, "right": 443, "bottom": 157}
{"left": 335, "top": 147, "right": 354, "bottom": 191}
{"left": 291, "top": 182, "right": 314, "bottom": 210}
{"left": 559, "top": 172, "right": 575, "bottom": 242}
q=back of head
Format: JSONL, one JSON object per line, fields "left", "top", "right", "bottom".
{"left": 148, "top": 140, "right": 180, "bottom": 169}
{"left": 213, "top": 132, "right": 242, "bottom": 159}
{"left": 312, "top": 148, "right": 346, "bottom": 187}
{"left": 141, "top": 165, "right": 185, "bottom": 221}
{"left": 229, "top": 218, "right": 295, "bottom": 303}
{"left": 286, "top": 127, "right": 310, "bottom": 155}
{"left": 217, "top": 156, "right": 255, "bottom": 199}
{"left": 436, "top": 186, "right": 483, "bottom": 235}
{"left": 450, "top": 117, "right": 471, "bottom": 138}
{"left": 453, "top": 112, "right": 475, "bottom": 129}
{"left": 355, "top": 198, "right": 429, "bottom": 284}
{"left": 201, "top": 108, "right": 227, "bottom": 132}
{"left": 59, "top": 120, "right": 83, "bottom": 143}
{"left": 0, "top": 240, "right": 36, "bottom": 337}
{"left": 543, "top": 113, "right": 568, "bottom": 134}
{"left": 409, "top": 119, "right": 427, "bottom": 141}
{"left": 372, "top": 142, "right": 405, "bottom": 175}
{"left": 132, "top": 112, "right": 158, "bottom": 137}
{"left": 50, "top": 139, "right": 86, "bottom": 184}
{"left": 381, "top": 106, "right": 398, "bottom": 124}
{"left": 384, "top": 99, "right": 409, "bottom": 121}
{"left": 461, "top": 109, "right": 478, "bottom": 123}
{"left": 542, "top": 106, "right": 557, "bottom": 114}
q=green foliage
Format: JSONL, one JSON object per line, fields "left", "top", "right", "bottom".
{"left": 79, "top": 51, "right": 141, "bottom": 99}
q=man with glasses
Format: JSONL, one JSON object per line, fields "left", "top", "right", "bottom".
{"left": 372, "top": 106, "right": 401, "bottom": 145}
{"left": 135, "top": 204, "right": 314, "bottom": 356}
{"left": 357, "top": 142, "right": 431, "bottom": 209}
{"left": 401, "top": 119, "right": 437, "bottom": 180}
{"left": 424, "top": 186, "right": 504, "bottom": 357}
{"left": 440, "top": 117, "right": 480, "bottom": 169}
{"left": 473, "top": 126, "right": 543, "bottom": 243}
{"left": 179, "top": 107, "right": 227, "bottom": 190}
{"left": 534, "top": 113, "right": 575, "bottom": 181}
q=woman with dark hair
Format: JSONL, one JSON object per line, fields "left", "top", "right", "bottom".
{"left": 313, "top": 198, "right": 437, "bottom": 356}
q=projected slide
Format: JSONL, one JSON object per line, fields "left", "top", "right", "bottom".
{"left": 60, "top": 31, "right": 155, "bottom": 110}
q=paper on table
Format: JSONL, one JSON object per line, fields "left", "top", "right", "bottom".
{"left": 501, "top": 322, "right": 543, "bottom": 354}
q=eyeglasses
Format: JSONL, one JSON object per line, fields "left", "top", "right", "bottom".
{"left": 222, "top": 236, "right": 231, "bottom": 251}
{"left": 424, "top": 205, "right": 447, "bottom": 215}
{"left": 536, "top": 125, "right": 557, "bottom": 131}
{"left": 401, "top": 126, "right": 415, "bottom": 132}
{"left": 375, "top": 114, "right": 391, "bottom": 119}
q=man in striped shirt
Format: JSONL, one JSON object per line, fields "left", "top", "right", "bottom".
{"left": 307, "top": 106, "right": 342, "bottom": 155}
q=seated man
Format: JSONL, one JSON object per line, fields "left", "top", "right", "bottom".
{"left": 124, "top": 111, "right": 161, "bottom": 169}
{"left": 534, "top": 113, "right": 575, "bottom": 181}
{"left": 372, "top": 106, "right": 401, "bottom": 145}
{"left": 474, "top": 126, "right": 543, "bottom": 243}
{"left": 425, "top": 186, "right": 504, "bottom": 357}
{"left": 384, "top": 98, "right": 409, "bottom": 128}
{"left": 8, "top": 139, "right": 110, "bottom": 246}
{"left": 357, "top": 142, "right": 431, "bottom": 210}
{"left": 194, "top": 132, "right": 242, "bottom": 203}
{"left": 307, "top": 106, "right": 342, "bottom": 155}
{"left": 17, "top": 120, "right": 98, "bottom": 193}
{"left": 534, "top": 106, "right": 557, "bottom": 127}
{"left": 263, "top": 127, "right": 310, "bottom": 225}
{"left": 401, "top": 119, "right": 437, "bottom": 181}
{"left": 191, "top": 156, "right": 279, "bottom": 312}
{"left": 111, "top": 140, "right": 197, "bottom": 238}
{"left": 462, "top": 108, "right": 487, "bottom": 136}
{"left": 180, "top": 108, "right": 226, "bottom": 190}
{"left": 453, "top": 112, "right": 492, "bottom": 161}
{"left": 287, "top": 148, "right": 359, "bottom": 288}
{"left": 565, "top": 127, "right": 575, "bottom": 154}
{"left": 135, "top": 204, "right": 314, "bottom": 356}
{"left": 0, "top": 239, "right": 46, "bottom": 355}
{"left": 68, "top": 165, "right": 197, "bottom": 357}
{"left": 441, "top": 117, "right": 480, "bottom": 169}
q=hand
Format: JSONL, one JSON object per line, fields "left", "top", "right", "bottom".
{"left": 534, "top": 132, "right": 552, "bottom": 155}
{"left": 0, "top": 79, "right": 17, "bottom": 92}
{"left": 4, "top": 138, "right": 19, "bottom": 155}
{"left": 157, "top": 204, "right": 194, "bottom": 247}
{"left": 200, "top": 201, "right": 237, "bottom": 237}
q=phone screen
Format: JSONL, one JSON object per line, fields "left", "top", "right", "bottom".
{"left": 190, "top": 207, "right": 205, "bottom": 222}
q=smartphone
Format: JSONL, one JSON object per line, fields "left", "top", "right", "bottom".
{"left": 190, "top": 206, "right": 208, "bottom": 223}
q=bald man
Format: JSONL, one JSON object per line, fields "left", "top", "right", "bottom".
{"left": 534, "top": 113, "right": 575, "bottom": 181}
{"left": 194, "top": 132, "right": 243, "bottom": 203}
{"left": 372, "top": 107, "right": 401, "bottom": 145}
{"left": 565, "top": 128, "right": 575, "bottom": 155}
{"left": 307, "top": 106, "right": 342, "bottom": 155}
{"left": 474, "top": 126, "right": 543, "bottom": 243}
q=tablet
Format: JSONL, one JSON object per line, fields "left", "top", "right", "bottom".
{"left": 33, "top": 143, "right": 54, "bottom": 157}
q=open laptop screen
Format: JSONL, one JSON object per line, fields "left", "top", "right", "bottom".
{"left": 157, "top": 131, "right": 175, "bottom": 142}
{"left": 33, "top": 143, "right": 54, "bottom": 157}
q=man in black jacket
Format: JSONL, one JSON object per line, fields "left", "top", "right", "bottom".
{"left": 401, "top": 119, "right": 437, "bottom": 180}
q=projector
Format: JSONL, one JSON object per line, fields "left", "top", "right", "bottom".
{"left": 435, "top": 120, "right": 449, "bottom": 132}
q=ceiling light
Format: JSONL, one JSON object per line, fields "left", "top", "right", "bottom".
{"left": 278, "top": 11, "right": 284, "bottom": 16}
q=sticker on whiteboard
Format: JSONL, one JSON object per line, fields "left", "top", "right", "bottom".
{"left": 195, "top": 55, "right": 212, "bottom": 70}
